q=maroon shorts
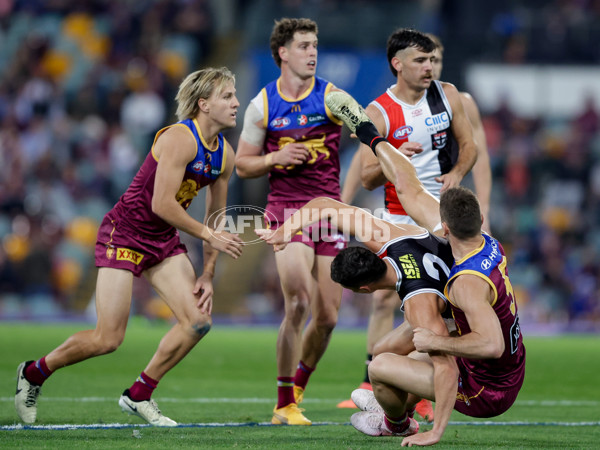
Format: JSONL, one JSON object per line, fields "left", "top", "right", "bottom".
{"left": 95, "top": 212, "right": 187, "bottom": 277}
{"left": 453, "top": 358, "right": 523, "bottom": 418}
{"left": 265, "top": 201, "right": 347, "bottom": 257}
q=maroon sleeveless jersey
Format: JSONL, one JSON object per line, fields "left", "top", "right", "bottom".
{"left": 259, "top": 76, "right": 342, "bottom": 203}
{"left": 445, "top": 234, "right": 526, "bottom": 391}
{"left": 111, "top": 118, "right": 227, "bottom": 239}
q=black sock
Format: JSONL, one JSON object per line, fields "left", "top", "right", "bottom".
{"left": 363, "top": 353, "right": 373, "bottom": 383}
{"left": 355, "top": 122, "right": 388, "bottom": 154}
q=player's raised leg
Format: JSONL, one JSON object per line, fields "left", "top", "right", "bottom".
{"left": 325, "top": 91, "right": 441, "bottom": 233}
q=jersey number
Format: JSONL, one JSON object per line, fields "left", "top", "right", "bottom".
{"left": 510, "top": 314, "right": 521, "bottom": 355}
{"left": 422, "top": 252, "right": 451, "bottom": 281}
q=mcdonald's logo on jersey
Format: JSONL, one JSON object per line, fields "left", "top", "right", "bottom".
{"left": 291, "top": 104, "right": 302, "bottom": 113}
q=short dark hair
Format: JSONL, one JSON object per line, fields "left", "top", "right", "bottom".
{"left": 330, "top": 246, "right": 387, "bottom": 289}
{"left": 439, "top": 187, "right": 482, "bottom": 239}
{"left": 270, "top": 18, "right": 318, "bottom": 68}
{"left": 425, "top": 33, "right": 444, "bottom": 54}
{"left": 386, "top": 28, "right": 436, "bottom": 77}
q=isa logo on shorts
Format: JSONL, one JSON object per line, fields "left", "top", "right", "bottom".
{"left": 393, "top": 125, "right": 413, "bottom": 139}
{"left": 271, "top": 117, "right": 291, "bottom": 129}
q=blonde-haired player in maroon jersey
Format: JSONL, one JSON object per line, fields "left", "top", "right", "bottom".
{"left": 15, "top": 67, "right": 243, "bottom": 426}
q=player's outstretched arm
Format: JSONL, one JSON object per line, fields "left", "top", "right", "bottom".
{"left": 325, "top": 91, "right": 442, "bottom": 234}
{"left": 255, "top": 197, "right": 405, "bottom": 252}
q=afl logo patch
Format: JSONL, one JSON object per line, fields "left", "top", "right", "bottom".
{"left": 106, "top": 246, "right": 115, "bottom": 260}
{"left": 193, "top": 161, "right": 203, "bottom": 172}
{"left": 271, "top": 117, "right": 291, "bottom": 128}
{"left": 393, "top": 125, "right": 413, "bottom": 139}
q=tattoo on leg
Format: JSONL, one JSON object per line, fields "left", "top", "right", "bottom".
{"left": 192, "top": 323, "right": 211, "bottom": 338}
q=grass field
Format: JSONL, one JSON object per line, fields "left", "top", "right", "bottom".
{"left": 1, "top": 318, "right": 599, "bottom": 448}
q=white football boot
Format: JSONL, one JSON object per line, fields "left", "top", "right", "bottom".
{"left": 119, "top": 389, "right": 177, "bottom": 427}
{"left": 15, "top": 361, "right": 41, "bottom": 424}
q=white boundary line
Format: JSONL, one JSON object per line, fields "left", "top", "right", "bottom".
{"left": 1, "top": 397, "right": 598, "bottom": 406}
{"left": 3, "top": 398, "right": 598, "bottom": 431}
{"left": 2, "top": 421, "right": 600, "bottom": 431}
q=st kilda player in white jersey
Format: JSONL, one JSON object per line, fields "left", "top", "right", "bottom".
{"left": 372, "top": 80, "right": 458, "bottom": 222}
{"left": 360, "top": 29, "right": 477, "bottom": 225}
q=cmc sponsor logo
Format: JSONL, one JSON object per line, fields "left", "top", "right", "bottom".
{"left": 425, "top": 112, "right": 449, "bottom": 127}
{"left": 270, "top": 117, "right": 291, "bottom": 128}
{"left": 393, "top": 125, "right": 413, "bottom": 139}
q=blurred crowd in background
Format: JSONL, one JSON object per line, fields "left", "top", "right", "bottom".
{"left": 1, "top": 0, "right": 600, "bottom": 331}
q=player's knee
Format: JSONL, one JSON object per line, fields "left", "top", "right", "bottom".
{"left": 191, "top": 321, "right": 212, "bottom": 338}
{"left": 188, "top": 316, "right": 212, "bottom": 339}
{"left": 95, "top": 334, "right": 124, "bottom": 355}
{"left": 286, "top": 294, "right": 311, "bottom": 319}
{"left": 392, "top": 171, "right": 420, "bottom": 198}
{"left": 313, "top": 310, "right": 338, "bottom": 333}
{"left": 372, "top": 340, "right": 386, "bottom": 357}
{"left": 368, "top": 353, "right": 393, "bottom": 382}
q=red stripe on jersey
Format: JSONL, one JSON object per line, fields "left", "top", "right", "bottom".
{"left": 374, "top": 92, "right": 408, "bottom": 215}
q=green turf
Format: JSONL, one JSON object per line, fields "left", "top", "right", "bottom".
{"left": 1, "top": 319, "right": 599, "bottom": 448}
